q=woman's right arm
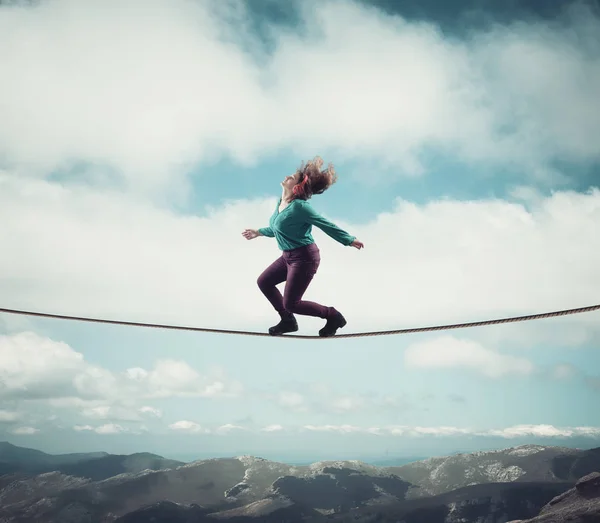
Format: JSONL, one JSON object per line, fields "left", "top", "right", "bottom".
{"left": 257, "top": 227, "right": 275, "bottom": 237}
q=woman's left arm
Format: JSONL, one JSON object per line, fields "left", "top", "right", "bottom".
{"left": 302, "top": 202, "right": 359, "bottom": 247}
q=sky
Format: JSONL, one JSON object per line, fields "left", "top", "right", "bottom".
{"left": 1, "top": 0, "right": 600, "bottom": 463}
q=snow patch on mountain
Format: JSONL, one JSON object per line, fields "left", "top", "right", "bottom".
{"left": 484, "top": 463, "right": 525, "bottom": 482}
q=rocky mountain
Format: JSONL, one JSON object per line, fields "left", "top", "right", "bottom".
{"left": 388, "top": 444, "right": 599, "bottom": 498}
{"left": 0, "top": 442, "right": 183, "bottom": 481}
{"left": 0, "top": 442, "right": 108, "bottom": 473}
{"left": 507, "top": 471, "right": 600, "bottom": 523}
{"left": 115, "top": 501, "right": 213, "bottom": 522}
{"left": 55, "top": 452, "right": 185, "bottom": 481}
{"left": 0, "top": 457, "right": 410, "bottom": 521}
{"left": 113, "top": 478, "right": 597, "bottom": 523}
{"left": 0, "top": 443, "right": 598, "bottom": 523}
{"left": 308, "top": 480, "right": 574, "bottom": 523}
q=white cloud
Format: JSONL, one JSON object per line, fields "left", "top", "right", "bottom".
{"left": 124, "top": 360, "right": 241, "bottom": 400}
{"left": 0, "top": 331, "right": 242, "bottom": 430}
{"left": 73, "top": 425, "right": 94, "bottom": 432}
{"left": 0, "top": 331, "right": 104, "bottom": 400}
{"left": 10, "top": 426, "right": 39, "bottom": 435}
{"left": 291, "top": 424, "right": 600, "bottom": 439}
{"left": 271, "top": 385, "right": 410, "bottom": 416}
{"left": 303, "top": 424, "right": 364, "bottom": 434}
{"left": 404, "top": 336, "right": 536, "bottom": 378}
{"left": 80, "top": 405, "right": 143, "bottom": 422}
{"left": 482, "top": 424, "right": 600, "bottom": 439}
{"left": 2, "top": 176, "right": 599, "bottom": 343}
{"left": 95, "top": 423, "right": 126, "bottom": 435}
{"left": 214, "top": 424, "right": 246, "bottom": 435}
{"left": 411, "top": 426, "right": 473, "bottom": 437}
{"left": 299, "top": 424, "right": 473, "bottom": 437}
{"left": 0, "top": 332, "right": 240, "bottom": 402}
{"left": 139, "top": 406, "right": 162, "bottom": 418}
{"left": 57, "top": 422, "right": 600, "bottom": 439}
{"left": 0, "top": 0, "right": 598, "bottom": 197}
{"left": 74, "top": 423, "right": 124, "bottom": 434}
{"left": 261, "top": 424, "right": 284, "bottom": 432}
{"left": 168, "top": 420, "right": 210, "bottom": 434}
{"left": 0, "top": 410, "right": 20, "bottom": 422}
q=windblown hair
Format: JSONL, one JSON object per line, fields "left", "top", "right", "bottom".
{"left": 288, "top": 156, "right": 338, "bottom": 202}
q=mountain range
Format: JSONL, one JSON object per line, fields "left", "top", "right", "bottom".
{"left": 0, "top": 441, "right": 598, "bottom": 522}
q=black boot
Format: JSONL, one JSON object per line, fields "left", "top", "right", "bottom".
{"left": 268, "top": 312, "right": 298, "bottom": 336}
{"left": 319, "top": 308, "right": 347, "bottom": 337}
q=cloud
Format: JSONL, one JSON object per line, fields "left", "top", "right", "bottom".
{"left": 95, "top": 423, "right": 126, "bottom": 435}
{"left": 388, "top": 426, "right": 474, "bottom": 437}
{"left": 269, "top": 384, "right": 412, "bottom": 416}
{"left": 287, "top": 424, "right": 600, "bottom": 439}
{"left": 9, "top": 426, "right": 39, "bottom": 435}
{"left": 0, "top": 410, "right": 20, "bottom": 422}
{"left": 77, "top": 405, "right": 162, "bottom": 421}
{"left": 0, "top": 331, "right": 242, "bottom": 429}
{"left": 73, "top": 425, "right": 94, "bottom": 432}
{"left": 0, "top": 331, "right": 108, "bottom": 401}
{"left": 483, "top": 424, "right": 600, "bottom": 439}
{"left": 303, "top": 424, "right": 364, "bottom": 434}
{"left": 0, "top": 0, "right": 599, "bottom": 198}
{"left": 2, "top": 175, "right": 599, "bottom": 343}
{"left": 46, "top": 421, "right": 600, "bottom": 440}
{"left": 168, "top": 420, "right": 211, "bottom": 434}
{"left": 81, "top": 406, "right": 142, "bottom": 422}
{"left": 261, "top": 424, "right": 284, "bottom": 432}
{"left": 404, "top": 336, "right": 536, "bottom": 378}
{"left": 74, "top": 423, "right": 127, "bottom": 435}
{"left": 124, "top": 360, "right": 242, "bottom": 399}
{"left": 214, "top": 424, "right": 247, "bottom": 435}
{"left": 139, "top": 406, "right": 163, "bottom": 418}
{"left": 0, "top": 331, "right": 240, "bottom": 402}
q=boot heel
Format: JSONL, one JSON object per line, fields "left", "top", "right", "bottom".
{"left": 319, "top": 310, "right": 346, "bottom": 337}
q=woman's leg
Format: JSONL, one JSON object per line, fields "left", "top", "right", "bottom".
{"left": 257, "top": 256, "right": 299, "bottom": 335}
{"left": 283, "top": 260, "right": 330, "bottom": 319}
{"left": 256, "top": 256, "right": 288, "bottom": 315}
{"left": 283, "top": 244, "right": 347, "bottom": 337}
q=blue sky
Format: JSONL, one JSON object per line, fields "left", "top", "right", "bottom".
{"left": 0, "top": 0, "right": 600, "bottom": 463}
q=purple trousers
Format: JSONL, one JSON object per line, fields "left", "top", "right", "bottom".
{"left": 257, "top": 243, "right": 331, "bottom": 319}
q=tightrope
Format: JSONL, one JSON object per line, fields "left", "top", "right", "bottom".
{"left": 0, "top": 304, "right": 598, "bottom": 339}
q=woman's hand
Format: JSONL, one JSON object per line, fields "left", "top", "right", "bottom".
{"left": 242, "top": 229, "right": 260, "bottom": 240}
{"left": 350, "top": 239, "right": 364, "bottom": 250}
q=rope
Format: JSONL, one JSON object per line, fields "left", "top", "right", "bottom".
{"left": 0, "top": 303, "right": 598, "bottom": 339}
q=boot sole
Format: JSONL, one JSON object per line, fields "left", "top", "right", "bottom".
{"left": 268, "top": 326, "right": 299, "bottom": 336}
{"left": 319, "top": 315, "right": 347, "bottom": 337}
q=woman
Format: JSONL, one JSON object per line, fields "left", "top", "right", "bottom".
{"left": 242, "top": 157, "right": 364, "bottom": 337}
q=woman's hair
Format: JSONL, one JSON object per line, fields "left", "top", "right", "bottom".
{"left": 289, "top": 156, "right": 338, "bottom": 201}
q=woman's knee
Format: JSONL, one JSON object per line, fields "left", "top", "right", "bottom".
{"left": 256, "top": 274, "right": 268, "bottom": 289}
{"left": 282, "top": 296, "right": 299, "bottom": 312}
{"left": 257, "top": 271, "right": 276, "bottom": 290}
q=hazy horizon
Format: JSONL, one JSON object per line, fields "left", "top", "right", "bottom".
{"left": 3, "top": 435, "right": 599, "bottom": 467}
